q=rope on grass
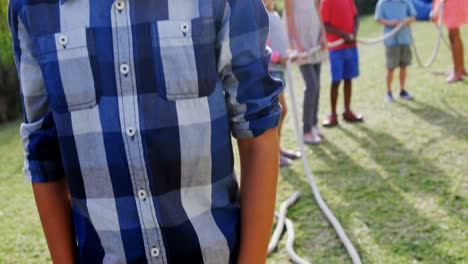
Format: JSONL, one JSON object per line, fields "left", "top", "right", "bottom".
{"left": 268, "top": 192, "right": 310, "bottom": 264}
{"left": 284, "top": 59, "right": 363, "bottom": 264}
{"left": 268, "top": 191, "right": 301, "bottom": 254}
{"left": 285, "top": 217, "right": 311, "bottom": 264}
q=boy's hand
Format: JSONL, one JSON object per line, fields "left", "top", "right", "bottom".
{"left": 403, "top": 17, "right": 416, "bottom": 25}
{"left": 320, "top": 35, "right": 328, "bottom": 50}
{"left": 387, "top": 19, "right": 401, "bottom": 26}
{"left": 343, "top": 33, "right": 355, "bottom": 44}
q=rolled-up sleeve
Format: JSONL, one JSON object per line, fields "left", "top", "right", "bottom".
{"left": 8, "top": 0, "right": 64, "bottom": 182}
{"left": 216, "top": 0, "right": 283, "bottom": 139}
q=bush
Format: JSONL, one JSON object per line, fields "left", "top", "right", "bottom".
{"left": 0, "top": 1, "right": 20, "bottom": 123}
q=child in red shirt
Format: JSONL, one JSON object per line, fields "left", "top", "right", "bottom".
{"left": 320, "top": 0, "right": 364, "bottom": 127}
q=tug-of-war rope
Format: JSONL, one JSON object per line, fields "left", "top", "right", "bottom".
{"left": 269, "top": 3, "right": 447, "bottom": 264}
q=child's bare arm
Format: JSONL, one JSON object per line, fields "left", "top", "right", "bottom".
{"left": 285, "top": 0, "right": 305, "bottom": 51}
{"left": 323, "top": 22, "right": 354, "bottom": 42}
{"left": 33, "top": 178, "right": 76, "bottom": 263}
{"left": 378, "top": 19, "right": 401, "bottom": 26}
{"left": 403, "top": 16, "right": 416, "bottom": 25}
{"left": 237, "top": 128, "right": 279, "bottom": 264}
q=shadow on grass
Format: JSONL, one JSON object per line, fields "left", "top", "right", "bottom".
{"left": 343, "top": 125, "right": 467, "bottom": 221}
{"left": 397, "top": 100, "right": 468, "bottom": 142}
{"left": 282, "top": 136, "right": 462, "bottom": 263}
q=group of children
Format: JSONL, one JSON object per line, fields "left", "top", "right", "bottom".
{"left": 266, "top": 0, "right": 420, "bottom": 167}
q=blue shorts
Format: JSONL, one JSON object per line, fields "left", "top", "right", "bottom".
{"left": 329, "top": 47, "right": 360, "bottom": 82}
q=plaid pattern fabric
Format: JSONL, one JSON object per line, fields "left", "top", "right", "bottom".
{"left": 8, "top": 0, "right": 282, "bottom": 263}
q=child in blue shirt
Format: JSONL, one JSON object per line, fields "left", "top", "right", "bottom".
{"left": 375, "top": 0, "right": 417, "bottom": 102}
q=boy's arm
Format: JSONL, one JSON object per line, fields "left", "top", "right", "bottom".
{"left": 33, "top": 178, "right": 77, "bottom": 263}
{"left": 237, "top": 128, "right": 279, "bottom": 263}
{"left": 285, "top": 0, "right": 305, "bottom": 51}
{"left": 377, "top": 19, "right": 401, "bottom": 26}
{"left": 323, "top": 23, "right": 354, "bottom": 42}
{"left": 8, "top": 1, "right": 76, "bottom": 262}
{"left": 216, "top": 0, "right": 282, "bottom": 262}
{"left": 353, "top": 14, "right": 360, "bottom": 38}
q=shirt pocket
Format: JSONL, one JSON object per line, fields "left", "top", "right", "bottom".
{"left": 151, "top": 17, "right": 218, "bottom": 101}
{"left": 35, "top": 27, "right": 100, "bottom": 113}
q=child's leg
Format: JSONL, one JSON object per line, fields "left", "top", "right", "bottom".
{"left": 449, "top": 27, "right": 465, "bottom": 74}
{"left": 331, "top": 81, "right": 340, "bottom": 116}
{"left": 301, "top": 64, "right": 318, "bottom": 134}
{"left": 387, "top": 69, "right": 394, "bottom": 92}
{"left": 399, "top": 67, "right": 406, "bottom": 92}
{"left": 300, "top": 64, "right": 321, "bottom": 134}
{"left": 343, "top": 79, "right": 352, "bottom": 113}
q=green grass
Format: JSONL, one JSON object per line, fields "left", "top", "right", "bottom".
{"left": 267, "top": 17, "right": 468, "bottom": 264}
{"left": 0, "top": 17, "right": 467, "bottom": 263}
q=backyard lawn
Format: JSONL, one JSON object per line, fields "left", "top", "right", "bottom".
{"left": 0, "top": 17, "right": 467, "bottom": 263}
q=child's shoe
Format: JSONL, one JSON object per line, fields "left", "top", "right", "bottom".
{"left": 447, "top": 73, "right": 464, "bottom": 83}
{"left": 281, "top": 149, "right": 301, "bottom": 160}
{"left": 342, "top": 111, "right": 364, "bottom": 123}
{"left": 279, "top": 156, "right": 293, "bottom": 168}
{"left": 312, "top": 126, "right": 324, "bottom": 140}
{"left": 385, "top": 92, "right": 394, "bottom": 103}
{"left": 323, "top": 114, "right": 339, "bottom": 127}
{"left": 399, "top": 90, "right": 413, "bottom": 100}
{"left": 303, "top": 133, "right": 322, "bottom": 145}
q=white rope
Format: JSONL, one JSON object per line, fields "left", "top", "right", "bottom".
{"left": 412, "top": 2, "right": 446, "bottom": 68}
{"left": 284, "top": 60, "right": 362, "bottom": 264}
{"left": 294, "top": 7, "right": 446, "bottom": 70}
{"left": 285, "top": 218, "right": 311, "bottom": 264}
{"left": 358, "top": 23, "right": 406, "bottom": 45}
{"left": 268, "top": 191, "right": 301, "bottom": 254}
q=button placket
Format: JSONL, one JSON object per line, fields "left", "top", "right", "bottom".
{"left": 112, "top": 1, "right": 165, "bottom": 261}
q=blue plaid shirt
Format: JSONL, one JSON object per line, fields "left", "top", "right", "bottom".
{"left": 8, "top": 0, "right": 282, "bottom": 262}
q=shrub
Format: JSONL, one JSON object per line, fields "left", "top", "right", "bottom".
{"left": 0, "top": 1, "right": 20, "bottom": 122}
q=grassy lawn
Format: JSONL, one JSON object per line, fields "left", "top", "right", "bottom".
{"left": 0, "top": 17, "right": 467, "bottom": 263}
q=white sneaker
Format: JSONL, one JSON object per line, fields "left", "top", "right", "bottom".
{"left": 385, "top": 92, "right": 394, "bottom": 103}
{"left": 303, "top": 133, "right": 321, "bottom": 145}
{"left": 311, "top": 126, "right": 323, "bottom": 139}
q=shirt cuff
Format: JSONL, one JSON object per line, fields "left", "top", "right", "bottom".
{"left": 24, "top": 158, "right": 65, "bottom": 183}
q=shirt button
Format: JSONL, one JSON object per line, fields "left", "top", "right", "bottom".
{"left": 180, "top": 22, "right": 190, "bottom": 34}
{"left": 126, "top": 127, "right": 136, "bottom": 137}
{"left": 120, "top": 64, "right": 130, "bottom": 75}
{"left": 114, "top": 0, "right": 125, "bottom": 10}
{"left": 59, "top": 35, "right": 68, "bottom": 46}
{"left": 151, "top": 247, "right": 160, "bottom": 258}
{"left": 137, "top": 189, "right": 147, "bottom": 200}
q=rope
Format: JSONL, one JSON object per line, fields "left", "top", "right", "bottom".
{"left": 412, "top": 2, "right": 446, "bottom": 68}
{"left": 293, "top": 5, "right": 447, "bottom": 70}
{"left": 284, "top": 60, "right": 363, "bottom": 264}
{"left": 268, "top": 192, "right": 310, "bottom": 264}
{"left": 268, "top": 191, "right": 301, "bottom": 254}
{"left": 285, "top": 218, "right": 311, "bottom": 264}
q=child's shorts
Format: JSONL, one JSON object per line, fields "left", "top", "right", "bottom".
{"left": 270, "top": 70, "right": 285, "bottom": 84}
{"left": 385, "top": 44, "right": 412, "bottom": 70}
{"left": 329, "top": 47, "right": 360, "bottom": 82}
